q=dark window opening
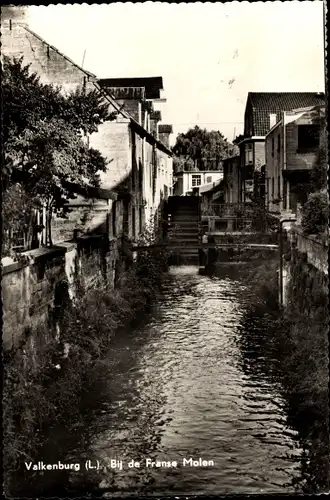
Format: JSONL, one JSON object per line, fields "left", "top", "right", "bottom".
{"left": 298, "top": 124, "right": 319, "bottom": 151}
{"left": 132, "top": 207, "right": 136, "bottom": 239}
{"left": 123, "top": 200, "right": 129, "bottom": 236}
{"left": 283, "top": 178, "right": 287, "bottom": 210}
{"left": 271, "top": 137, "right": 275, "bottom": 156}
{"left": 277, "top": 134, "right": 281, "bottom": 153}
{"left": 131, "top": 132, "right": 137, "bottom": 191}
{"left": 138, "top": 158, "right": 143, "bottom": 191}
{"left": 139, "top": 207, "right": 143, "bottom": 234}
{"left": 112, "top": 202, "right": 117, "bottom": 237}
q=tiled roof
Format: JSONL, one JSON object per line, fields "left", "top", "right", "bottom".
{"left": 247, "top": 92, "right": 325, "bottom": 136}
{"left": 98, "top": 77, "right": 163, "bottom": 99}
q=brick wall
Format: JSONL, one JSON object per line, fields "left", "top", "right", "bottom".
{"left": 115, "top": 99, "right": 140, "bottom": 122}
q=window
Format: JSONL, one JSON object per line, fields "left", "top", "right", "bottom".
{"left": 298, "top": 125, "right": 319, "bottom": 151}
{"left": 245, "top": 144, "right": 253, "bottom": 165}
{"left": 277, "top": 134, "right": 281, "bottom": 153}
{"left": 192, "top": 174, "right": 201, "bottom": 187}
{"left": 272, "top": 177, "right": 275, "bottom": 198}
{"left": 271, "top": 137, "right": 275, "bottom": 156}
{"left": 206, "top": 176, "right": 212, "bottom": 183}
{"left": 245, "top": 179, "right": 253, "bottom": 193}
{"left": 283, "top": 178, "right": 287, "bottom": 210}
{"left": 277, "top": 176, "right": 280, "bottom": 199}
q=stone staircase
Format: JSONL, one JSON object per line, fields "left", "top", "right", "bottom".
{"left": 167, "top": 196, "right": 200, "bottom": 265}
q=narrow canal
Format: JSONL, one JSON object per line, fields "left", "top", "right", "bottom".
{"left": 42, "top": 263, "right": 304, "bottom": 497}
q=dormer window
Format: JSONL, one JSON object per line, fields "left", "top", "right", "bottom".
{"left": 245, "top": 143, "right": 253, "bottom": 165}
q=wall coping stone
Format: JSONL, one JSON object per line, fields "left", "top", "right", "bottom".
{"left": 2, "top": 235, "right": 106, "bottom": 276}
{"left": 289, "top": 225, "right": 329, "bottom": 247}
{"left": 2, "top": 260, "right": 28, "bottom": 276}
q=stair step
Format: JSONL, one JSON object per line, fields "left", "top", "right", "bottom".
{"left": 168, "top": 237, "right": 199, "bottom": 245}
{"left": 169, "top": 217, "right": 199, "bottom": 221}
{"left": 168, "top": 227, "right": 199, "bottom": 233}
{"left": 168, "top": 247, "right": 199, "bottom": 254}
{"left": 170, "top": 209, "right": 199, "bottom": 213}
{"left": 168, "top": 235, "right": 199, "bottom": 240}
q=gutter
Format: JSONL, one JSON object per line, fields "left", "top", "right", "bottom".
{"left": 236, "top": 136, "right": 265, "bottom": 146}
{"left": 281, "top": 111, "right": 286, "bottom": 212}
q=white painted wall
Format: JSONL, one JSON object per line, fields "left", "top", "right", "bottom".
{"left": 182, "top": 171, "right": 223, "bottom": 195}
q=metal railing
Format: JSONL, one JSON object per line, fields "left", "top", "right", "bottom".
{"left": 201, "top": 203, "right": 254, "bottom": 218}
{"left": 200, "top": 203, "right": 271, "bottom": 233}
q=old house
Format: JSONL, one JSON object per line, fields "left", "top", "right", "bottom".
{"left": 93, "top": 77, "right": 173, "bottom": 241}
{"left": 236, "top": 92, "right": 325, "bottom": 203}
{"left": 199, "top": 179, "right": 226, "bottom": 231}
{"left": 173, "top": 165, "right": 223, "bottom": 196}
{"left": 265, "top": 105, "right": 325, "bottom": 216}
{"left": 2, "top": 6, "right": 173, "bottom": 249}
{"left": 223, "top": 155, "right": 241, "bottom": 204}
{"left": 2, "top": 6, "right": 174, "bottom": 351}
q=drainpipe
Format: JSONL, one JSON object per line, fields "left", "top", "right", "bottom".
{"left": 279, "top": 215, "right": 296, "bottom": 306}
{"left": 281, "top": 111, "right": 286, "bottom": 213}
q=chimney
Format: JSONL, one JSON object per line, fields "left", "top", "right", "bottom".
{"left": 269, "top": 113, "right": 277, "bottom": 129}
{"left": 150, "top": 110, "right": 162, "bottom": 138}
{"left": 103, "top": 86, "right": 145, "bottom": 122}
{"left": 159, "top": 124, "right": 173, "bottom": 148}
{"left": 1, "top": 5, "right": 29, "bottom": 27}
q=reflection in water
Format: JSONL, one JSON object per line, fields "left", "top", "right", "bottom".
{"left": 54, "top": 264, "right": 307, "bottom": 496}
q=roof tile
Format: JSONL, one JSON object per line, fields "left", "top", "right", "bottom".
{"left": 247, "top": 92, "right": 325, "bottom": 136}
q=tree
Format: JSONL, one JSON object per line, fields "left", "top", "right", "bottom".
{"left": 300, "top": 111, "right": 328, "bottom": 234}
{"left": 172, "top": 126, "right": 234, "bottom": 171}
{"left": 2, "top": 56, "right": 112, "bottom": 249}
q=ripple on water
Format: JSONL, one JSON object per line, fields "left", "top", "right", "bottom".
{"left": 62, "top": 265, "right": 303, "bottom": 496}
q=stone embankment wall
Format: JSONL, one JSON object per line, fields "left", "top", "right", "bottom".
{"left": 2, "top": 235, "right": 122, "bottom": 354}
{"left": 282, "top": 226, "right": 328, "bottom": 310}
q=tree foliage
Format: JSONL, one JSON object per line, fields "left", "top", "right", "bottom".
{"left": 2, "top": 56, "right": 111, "bottom": 249}
{"left": 301, "top": 191, "right": 329, "bottom": 235}
{"left": 172, "top": 125, "right": 234, "bottom": 172}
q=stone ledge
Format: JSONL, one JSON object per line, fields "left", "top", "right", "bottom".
{"left": 2, "top": 235, "right": 106, "bottom": 276}
{"left": 289, "top": 226, "right": 329, "bottom": 247}
{"left": 2, "top": 259, "right": 28, "bottom": 276}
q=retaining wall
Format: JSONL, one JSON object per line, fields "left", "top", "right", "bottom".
{"left": 2, "top": 235, "right": 120, "bottom": 352}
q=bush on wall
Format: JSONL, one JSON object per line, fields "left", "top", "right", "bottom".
{"left": 301, "top": 191, "right": 329, "bottom": 235}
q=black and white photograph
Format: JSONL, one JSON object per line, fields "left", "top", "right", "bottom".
{"left": 1, "top": 1, "right": 328, "bottom": 497}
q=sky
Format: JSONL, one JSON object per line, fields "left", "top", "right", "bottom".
{"left": 27, "top": 1, "right": 325, "bottom": 145}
